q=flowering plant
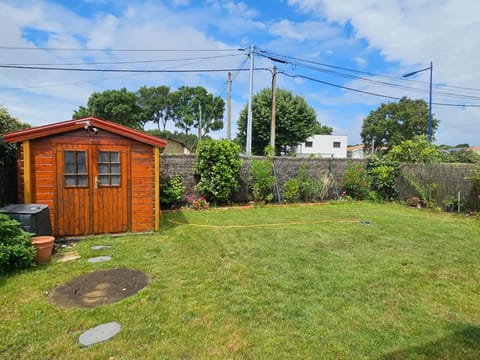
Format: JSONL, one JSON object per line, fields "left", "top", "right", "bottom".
{"left": 187, "top": 196, "right": 209, "bottom": 210}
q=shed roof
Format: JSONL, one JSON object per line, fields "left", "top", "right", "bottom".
{"left": 2, "top": 116, "right": 167, "bottom": 148}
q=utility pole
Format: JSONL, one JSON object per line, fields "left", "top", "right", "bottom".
{"left": 227, "top": 72, "right": 232, "bottom": 140}
{"left": 270, "top": 66, "right": 277, "bottom": 153}
{"left": 246, "top": 44, "right": 254, "bottom": 156}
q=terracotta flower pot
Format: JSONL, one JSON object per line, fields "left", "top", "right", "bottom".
{"left": 31, "top": 236, "right": 55, "bottom": 264}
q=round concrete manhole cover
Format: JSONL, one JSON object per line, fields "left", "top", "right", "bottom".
{"left": 49, "top": 268, "right": 150, "bottom": 308}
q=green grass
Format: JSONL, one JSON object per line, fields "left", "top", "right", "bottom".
{"left": 1, "top": 202, "right": 480, "bottom": 359}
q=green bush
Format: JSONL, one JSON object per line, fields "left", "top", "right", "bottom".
{"left": 297, "top": 163, "right": 323, "bottom": 202}
{"left": 283, "top": 178, "right": 300, "bottom": 203}
{"left": 194, "top": 139, "right": 242, "bottom": 204}
{"left": 367, "top": 155, "right": 400, "bottom": 201}
{"left": 341, "top": 162, "right": 370, "bottom": 200}
{"left": 161, "top": 174, "right": 186, "bottom": 207}
{"left": 0, "top": 213, "right": 35, "bottom": 274}
{"left": 249, "top": 158, "right": 275, "bottom": 203}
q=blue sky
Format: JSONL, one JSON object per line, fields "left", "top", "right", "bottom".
{"left": 1, "top": 0, "right": 480, "bottom": 146}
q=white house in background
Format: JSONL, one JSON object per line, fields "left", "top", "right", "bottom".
{"left": 347, "top": 144, "right": 365, "bottom": 159}
{"left": 296, "top": 135, "right": 347, "bottom": 158}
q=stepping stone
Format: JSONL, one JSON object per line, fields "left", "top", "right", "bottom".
{"left": 56, "top": 251, "right": 81, "bottom": 263}
{"left": 91, "top": 245, "right": 112, "bottom": 250}
{"left": 78, "top": 321, "right": 121, "bottom": 347}
{"left": 88, "top": 256, "right": 112, "bottom": 263}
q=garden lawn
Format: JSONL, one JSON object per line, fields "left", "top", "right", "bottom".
{"left": 1, "top": 202, "right": 480, "bottom": 359}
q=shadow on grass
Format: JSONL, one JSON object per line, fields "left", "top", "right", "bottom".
{"left": 160, "top": 210, "right": 190, "bottom": 232}
{"left": 381, "top": 324, "right": 480, "bottom": 360}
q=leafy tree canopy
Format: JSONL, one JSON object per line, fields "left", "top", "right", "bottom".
{"left": 385, "top": 135, "right": 441, "bottom": 163}
{"left": 73, "top": 85, "right": 224, "bottom": 136}
{"left": 237, "top": 88, "right": 327, "bottom": 155}
{"left": 137, "top": 85, "right": 172, "bottom": 131}
{"left": 0, "top": 106, "right": 30, "bottom": 157}
{"left": 170, "top": 86, "right": 224, "bottom": 137}
{"left": 73, "top": 88, "right": 143, "bottom": 129}
{"left": 361, "top": 97, "right": 439, "bottom": 150}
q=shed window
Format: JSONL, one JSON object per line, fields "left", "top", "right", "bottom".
{"left": 64, "top": 151, "right": 88, "bottom": 187}
{"left": 333, "top": 141, "right": 341, "bottom": 148}
{"left": 98, "top": 151, "right": 121, "bottom": 186}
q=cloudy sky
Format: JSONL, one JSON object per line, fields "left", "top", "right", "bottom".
{"left": 1, "top": 0, "right": 479, "bottom": 146}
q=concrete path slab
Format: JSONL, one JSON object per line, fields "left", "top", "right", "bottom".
{"left": 87, "top": 256, "right": 112, "bottom": 263}
{"left": 78, "top": 321, "right": 121, "bottom": 347}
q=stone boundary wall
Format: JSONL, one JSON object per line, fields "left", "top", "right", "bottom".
{"left": 161, "top": 154, "right": 478, "bottom": 207}
{"left": 398, "top": 163, "right": 477, "bottom": 209}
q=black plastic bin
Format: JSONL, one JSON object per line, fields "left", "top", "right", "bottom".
{"left": 1, "top": 204, "right": 52, "bottom": 236}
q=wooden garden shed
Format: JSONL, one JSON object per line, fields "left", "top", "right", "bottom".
{"left": 3, "top": 117, "right": 167, "bottom": 237}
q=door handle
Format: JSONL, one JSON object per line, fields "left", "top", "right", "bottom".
{"left": 94, "top": 176, "right": 101, "bottom": 189}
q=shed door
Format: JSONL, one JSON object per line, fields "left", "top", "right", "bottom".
{"left": 56, "top": 144, "right": 129, "bottom": 236}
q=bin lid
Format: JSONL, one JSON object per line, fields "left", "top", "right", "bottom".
{"left": 0, "top": 204, "right": 49, "bottom": 214}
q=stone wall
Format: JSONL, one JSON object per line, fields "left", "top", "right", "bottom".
{"left": 160, "top": 154, "right": 366, "bottom": 203}
{"left": 161, "top": 154, "right": 478, "bottom": 208}
{"left": 398, "top": 163, "right": 477, "bottom": 209}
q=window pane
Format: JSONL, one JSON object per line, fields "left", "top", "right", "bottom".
{"left": 111, "top": 164, "right": 120, "bottom": 174}
{"left": 99, "top": 164, "right": 109, "bottom": 174}
{"left": 64, "top": 151, "right": 74, "bottom": 164}
{"left": 78, "top": 175, "right": 88, "bottom": 186}
{"left": 110, "top": 152, "right": 120, "bottom": 162}
{"left": 99, "top": 151, "right": 109, "bottom": 162}
{"left": 65, "top": 163, "right": 76, "bottom": 173}
{"left": 76, "top": 151, "right": 86, "bottom": 165}
{"left": 99, "top": 175, "right": 109, "bottom": 185}
{"left": 77, "top": 163, "right": 86, "bottom": 174}
{"left": 111, "top": 175, "right": 121, "bottom": 186}
{"left": 65, "top": 175, "right": 76, "bottom": 186}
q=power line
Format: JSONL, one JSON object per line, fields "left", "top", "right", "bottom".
{"left": 257, "top": 48, "right": 480, "bottom": 101}
{"left": 0, "top": 64, "right": 252, "bottom": 73}
{"left": 0, "top": 46, "right": 245, "bottom": 52}
{"left": 0, "top": 53, "right": 244, "bottom": 67}
{"left": 280, "top": 71, "right": 480, "bottom": 107}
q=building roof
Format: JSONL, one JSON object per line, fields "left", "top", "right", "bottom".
{"left": 2, "top": 116, "right": 167, "bottom": 148}
{"left": 347, "top": 144, "right": 365, "bottom": 152}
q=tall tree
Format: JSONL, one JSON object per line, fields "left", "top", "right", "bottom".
{"left": 237, "top": 88, "right": 323, "bottom": 155}
{"left": 73, "top": 88, "right": 143, "bottom": 129}
{"left": 170, "top": 86, "right": 224, "bottom": 136}
{"left": 361, "top": 97, "right": 439, "bottom": 149}
{"left": 0, "top": 106, "right": 30, "bottom": 205}
{"left": 136, "top": 85, "right": 172, "bottom": 131}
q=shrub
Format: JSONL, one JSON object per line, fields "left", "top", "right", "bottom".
{"left": 0, "top": 213, "right": 35, "bottom": 274}
{"left": 283, "top": 178, "right": 300, "bottom": 203}
{"left": 249, "top": 158, "right": 275, "bottom": 203}
{"left": 194, "top": 140, "right": 242, "bottom": 204}
{"left": 341, "top": 162, "right": 370, "bottom": 200}
{"left": 367, "top": 155, "right": 400, "bottom": 201}
{"left": 297, "top": 163, "right": 323, "bottom": 202}
{"left": 161, "top": 174, "right": 186, "bottom": 207}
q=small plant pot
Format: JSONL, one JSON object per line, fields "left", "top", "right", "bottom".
{"left": 31, "top": 236, "right": 55, "bottom": 264}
